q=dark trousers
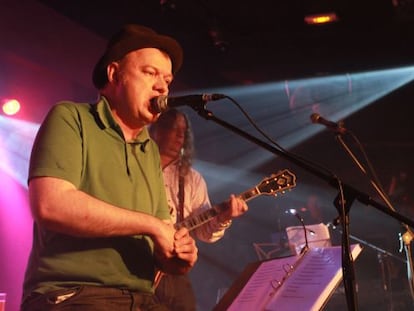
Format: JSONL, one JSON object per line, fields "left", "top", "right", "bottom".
{"left": 21, "top": 286, "right": 170, "bottom": 311}
{"left": 155, "top": 274, "right": 196, "bottom": 311}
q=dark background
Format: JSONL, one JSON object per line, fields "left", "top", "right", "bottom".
{"left": 37, "top": 0, "right": 414, "bottom": 87}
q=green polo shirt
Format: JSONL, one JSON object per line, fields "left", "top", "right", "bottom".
{"left": 23, "top": 97, "right": 170, "bottom": 300}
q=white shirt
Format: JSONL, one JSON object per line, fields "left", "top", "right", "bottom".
{"left": 162, "top": 160, "right": 229, "bottom": 242}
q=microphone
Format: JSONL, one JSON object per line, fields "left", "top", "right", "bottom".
{"left": 150, "top": 94, "right": 226, "bottom": 113}
{"left": 310, "top": 113, "right": 347, "bottom": 134}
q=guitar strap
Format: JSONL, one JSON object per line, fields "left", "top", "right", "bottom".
{"left": 177, "top": 174, "right": 185, "bottom": 222}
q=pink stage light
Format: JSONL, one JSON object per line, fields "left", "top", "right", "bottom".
{"left": 2, "top": 99, "right": 21, "bottom": 116}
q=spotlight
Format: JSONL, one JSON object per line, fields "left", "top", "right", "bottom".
{"left": 304, "top": 12, "right": 339, "bottom": 25}
{"left": 304, "top": 0, "right": 340, "bottom": 25}
{"left": 2, "top": 98, "right": 21, "bottom": 116}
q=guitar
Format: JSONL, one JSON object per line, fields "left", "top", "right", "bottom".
{"left": 153, "top": 169, "right": 296, "bottom": 289}
{"left": 174, "top": 169, "right": 297, "bottom": 231}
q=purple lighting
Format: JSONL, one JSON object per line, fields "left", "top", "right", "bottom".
{"left": 0, "top": 168, "right": 32, "bottom": 311}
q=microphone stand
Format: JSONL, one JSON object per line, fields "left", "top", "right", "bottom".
{"left": 335, "top": 133, "right": 414, "bottom": 305}
{"left": 329, "top": 223, "right": 407, "bottom": 309}
{"left": 190, "top": 105, "right": 414, "bottom": 310}
{"left": 288, "top": 210, "right": 311, "bottom": 254}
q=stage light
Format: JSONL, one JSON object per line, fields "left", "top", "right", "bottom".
{"left": 2, "top": 99, "right": 21, "bottom": 116}
{"left": 303, "top": 0, "right": 340, "bottom": 25}
{"left": 304, "top": 12, "right": 339, "bottom": 25}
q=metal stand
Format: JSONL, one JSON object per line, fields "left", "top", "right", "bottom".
{"left": 334, "top": 133, "right": 414, "bottom": 307}
{"left": 330, "top": 224, "right": 408, "bottom": 310}
{"left": 188, "top": 104, "right": 414, "bottom": 310}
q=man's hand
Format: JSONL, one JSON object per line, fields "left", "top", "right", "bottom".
{"left": 153, "top": 223, "right": 198, "bottom": 274}
{"left": 217, "top": 194, "right": 248, "bottom": 223}
{"left": 173, "top": 227, "right": 198, "bottom": 268}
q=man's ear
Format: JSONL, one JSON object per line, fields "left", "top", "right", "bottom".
{"left": 107, "top": 62, "right": 120, "bottom": 83}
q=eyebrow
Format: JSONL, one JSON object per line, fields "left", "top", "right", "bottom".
{"left": 144, "top": 65, "right": 173, "bottom": 80}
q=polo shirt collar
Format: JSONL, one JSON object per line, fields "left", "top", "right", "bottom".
{"left": 94, "top": 96, "right": 151, "bottom": 144}
{"left": 95, "top": 96, "right": 119, "bottom": 130}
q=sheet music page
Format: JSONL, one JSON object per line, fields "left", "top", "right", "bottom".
{"left": 227, "top": 254, "right": 299, "bottom": 311}
{"left": 265, "top": 244, "right": 362, "bottom": 311}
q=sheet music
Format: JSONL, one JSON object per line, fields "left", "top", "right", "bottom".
{"left": 219, "top": 244, "right": 363, "bottom": 311}
{"left": 265, "top": 244, "right": 362, "bottom": 311}
{"left": 227, "top": 254, "right": 300, "bottom": 311}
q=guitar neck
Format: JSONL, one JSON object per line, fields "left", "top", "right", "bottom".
{"left": 174, "top": 185, "right": 261, "bottom": 231}
{"left": 174, "top": 169, "right": 296, "bottom": 232}
{"left": 237, "top": 186, "right": 261, "bottom": 203}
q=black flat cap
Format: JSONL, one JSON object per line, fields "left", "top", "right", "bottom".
{"left": 92, "top": 24, "right": 183, "bottom": 89}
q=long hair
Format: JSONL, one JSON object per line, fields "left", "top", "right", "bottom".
{"left": 149, "top": 108, "right": 194, "bottom": 177}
